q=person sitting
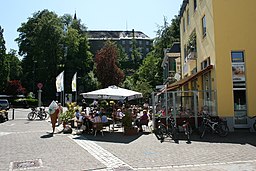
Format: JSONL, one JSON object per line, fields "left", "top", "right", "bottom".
{"left": 116, "top": 108, "right": 125, "bottom": 120}
{"left": 101, "top": 113, "right": 108, "bottom": 123}
{"left": 136, "top": 109, "right": 149, "bottom": 132}
{"left": 75, "top": 109, "right": 81, "bottom": 120}
{"left": 92, "top": 113, "right": 102, "bottom": 123}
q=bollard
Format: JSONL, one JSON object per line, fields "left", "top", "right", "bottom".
{"left": 12, "top": 108, "right": 15, "bottom": 120}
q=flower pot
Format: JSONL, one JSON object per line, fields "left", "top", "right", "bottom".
{"left": 124, "top": 127, "right": 138, "bottom": 136}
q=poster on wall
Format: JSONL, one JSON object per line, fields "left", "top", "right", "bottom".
{"left": 232, "top": 63, "right": 245, "bottom": 82}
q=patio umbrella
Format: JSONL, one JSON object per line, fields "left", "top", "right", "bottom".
{"left": 80, "top": 85, "right": 143, "bottom": 101}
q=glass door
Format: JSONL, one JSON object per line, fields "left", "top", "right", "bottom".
{"left": 233, "top": 88, "right": 248, "bottom": 128}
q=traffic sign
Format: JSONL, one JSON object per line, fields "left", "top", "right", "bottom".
{"left": 37, "top": 83, "right": 43, "bottom": 89}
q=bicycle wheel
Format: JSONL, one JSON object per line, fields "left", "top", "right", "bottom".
{"left": 184, "top": 124, "right": 192, "bottom": 142}
{"left": 158, "top": 124, "right": 167, "bottom": 142}
{"left": 27, "top": 112, "right": 35, "bottom": 120}
{"left": 41, "top": 111, "right": 49, "bottom": 120}
{"left": 199, "top": 124, "right": 206, "bottom": 138}
{"left": 253, "top": 122, "right": 256, "bottom": 132}
{"left": 217, "top": 122, "right": 229, "bottom": 137}
{"left": 171, "top": 127, "right": 178, "bottom": 142}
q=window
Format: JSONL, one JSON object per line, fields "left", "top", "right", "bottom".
{"left": 202, "top": 15, "right": 206, "bottom": 37}
{"left": 201, "top": 57, "right": 211, "bottom": 70}
{"left": 194, "top": 0, "right": 197, "bottom": 11}
{"left": 231, "top": 51, "right": 244, "bottom": 62}
{"left": 187, "top": 9, "right": 190, "bottom": 26}
{"left": 183, "top": 18, "right": 186, "bottom": 32}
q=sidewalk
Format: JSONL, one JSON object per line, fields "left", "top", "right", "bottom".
{"left": 0, "top": 110, "right": 256, "bottom": 171}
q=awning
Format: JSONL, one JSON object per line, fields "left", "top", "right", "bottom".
{"left": 166, "top": 65, "right": 213, "bottom": 91}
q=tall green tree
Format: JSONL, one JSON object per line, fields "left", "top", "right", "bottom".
{"left": 95, "top": 41, "right": 125, "bottom": 88}
{"left": 16, "top": 10, "right": 64, "bottom": 101}
{"left": 123, "top": 16, "right": 180, "bottom": 100}
{"left": 61, "top": 14, "right": 94, "bottom": 94}
{"left": 0, "top": 26, "right": 9, "bottom": 93}
{"left": 6, "top": 49, "right": 22, "bottom": 80}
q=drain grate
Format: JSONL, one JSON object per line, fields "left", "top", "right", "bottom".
{"left": 10, "top": 159, "right": 42, "bottom": 170}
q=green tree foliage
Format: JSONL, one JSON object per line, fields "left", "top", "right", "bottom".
{"left": 95, "top": 41, "right": 125, "bottom": 88}
{"left": 154, "top": 16, "right": 180, "bottom": 58}
{"left": 16, "top": 10, "right": 64, "bottom": 100}
{"left": 16, "top": 11, "right": 94, "bottom": 102}
{"left": 61, "top": 14, "right": 94, "bottom": 93}
{"left": 6, "top": 49, "right": 22, "bottom": 80}
{"left": 0, "top": 26, "right": 9, "bottom": 93}
{"left": 123, "top": 16, "right": 180, "bottom": 100}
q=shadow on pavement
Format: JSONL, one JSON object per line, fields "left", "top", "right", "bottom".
{"left": 72, "top": 131, "right": 144, "bottom": 144}
{"left": 40, "top": 132, "right": 53, "bottom": 138}
{"left": 179, "top": 131, "right": 256, "bottom": 146}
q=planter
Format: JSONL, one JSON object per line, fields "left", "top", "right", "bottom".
{"left": 124, "top": 127, "right": 138, "bottom": 136}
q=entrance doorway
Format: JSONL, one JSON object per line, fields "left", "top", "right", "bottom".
{"left": 233, "top": 88, "right": 248, "bottom": 128}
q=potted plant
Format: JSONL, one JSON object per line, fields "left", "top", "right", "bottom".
{"left": 59, "top": 102, "right": 76, "bottom": 128}
{"left": 122, "top": 109, "right": 138, "bottom": 135}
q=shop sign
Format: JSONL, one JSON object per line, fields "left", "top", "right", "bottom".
{"left": 232, "top": 63, "right": 245, "bottom": 82}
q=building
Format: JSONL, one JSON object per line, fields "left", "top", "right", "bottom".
{"left": 156, "top": 0, "right": 256, "bottom": 131}
{"left": 165, "top": 0, "right": 256, "bottom": 131}
{"left": 86, "top": 30, "right": 153, "bottom": 60}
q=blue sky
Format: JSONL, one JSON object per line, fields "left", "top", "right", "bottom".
{"left": 0, "top": 0, "right": 183, "bottom": 52}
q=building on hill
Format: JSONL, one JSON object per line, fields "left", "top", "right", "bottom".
{"left": 86, "top": 30, "right": 153, "bottom": 60}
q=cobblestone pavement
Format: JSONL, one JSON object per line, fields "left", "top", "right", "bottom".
{"left": 0, "top": 109, "right": 256, "bottom": 171}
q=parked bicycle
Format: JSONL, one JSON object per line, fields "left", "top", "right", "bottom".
{"left": 199, "top": 114, "right": 229, "bottom": 138}
{"left": 27, "top": 107, "right": 49, "bottom": 120}
{"left": 155, "top": 116, "right": 178, "bottom": 143}
{"left": 181, "top": 118, "right": 192, "bottom": 143}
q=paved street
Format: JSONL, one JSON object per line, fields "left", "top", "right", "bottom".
{"left": 0, "top": 108, "right": 256, "bottom": 171}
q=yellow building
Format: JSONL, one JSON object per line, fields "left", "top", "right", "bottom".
{"left": 165, "top": 0, "right": 256, "bottom": 131}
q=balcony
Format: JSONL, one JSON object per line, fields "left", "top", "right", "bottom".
{"left": 187, "top": 51, "right": 197, "bottom": 60}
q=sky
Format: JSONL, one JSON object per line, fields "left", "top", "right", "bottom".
{"left": 0, "top": 0, "right": 183, "bottom": 52}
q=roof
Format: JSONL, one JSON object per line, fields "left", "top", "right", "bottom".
{"left": 166, "top": 42, "right": 181, "bottom": 53}
{"left": 86, "top": 30, "right": 151, "bottom": 39}
{"left": 179, "top": 0, "right": 189, "bottom": 21}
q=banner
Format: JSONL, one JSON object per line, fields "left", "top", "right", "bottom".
{"left": 72, "top": 72, "right": 77, "bottom": 92}
{"left": 56, "top": 71, "right": 64, "bottom": 92}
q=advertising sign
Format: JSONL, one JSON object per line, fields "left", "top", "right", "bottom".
{"left": 232, "top": 63, "right": 245, "bottom": 82}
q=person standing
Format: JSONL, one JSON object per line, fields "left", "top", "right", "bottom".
{"left": 49, "top": 100, "right": 58, "bottom": 134}
{"left": 57, "top": 103, "right": 63, "bottom": 126}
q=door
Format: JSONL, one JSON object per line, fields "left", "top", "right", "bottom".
{"left": 233, "top": 88, "right": 248, "bottom": 128}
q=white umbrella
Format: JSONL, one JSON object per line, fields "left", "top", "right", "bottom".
{"left": 80, "top": 85, "right": 143, "bottom": 101}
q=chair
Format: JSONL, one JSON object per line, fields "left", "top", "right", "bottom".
{"left": 140, "top": 119, "right": 151, "bottom": 132}
{"left": 93, "top": 122, "right": 104, "bottom": 136}
{"left": 102, "top": 121, "right": 112, "bottom": 132}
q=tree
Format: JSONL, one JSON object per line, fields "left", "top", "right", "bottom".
{"left": 61, "top": 14, "right": 94, "bottom": 94}
{"left": 95, "top": 41, "right": 125, "bottom": 88}
{"left": 16, "top": 10, "right": 64, "bottom": 101}
{"left": 0, "top": 26, "right": 9, "bottom": 93}
{"left": 122, "top": 16, "right": 180, "bottom": 100}
{"left": 5, "top": 80, "right": 26, "bottom": 95}
{"left": 6, "top": 49, "right": 22, "bottom": 80}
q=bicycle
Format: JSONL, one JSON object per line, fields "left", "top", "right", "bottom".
{"left": 181, "top": 118, "right": 192, "bottom": 143}
{"left": 178, "top": 109, "right": 192, "bottom": 143}
{"left": 248, "top": 116, "right": 256, "bottom": 131}
{"left": 199, "top": 114, "right": 229, "bottom": 138}
{"left": 27, "top": 107, "right": 49, "bottom": 120}
{"left": 155, "top": 116, "right": 178, "bottom": 143}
